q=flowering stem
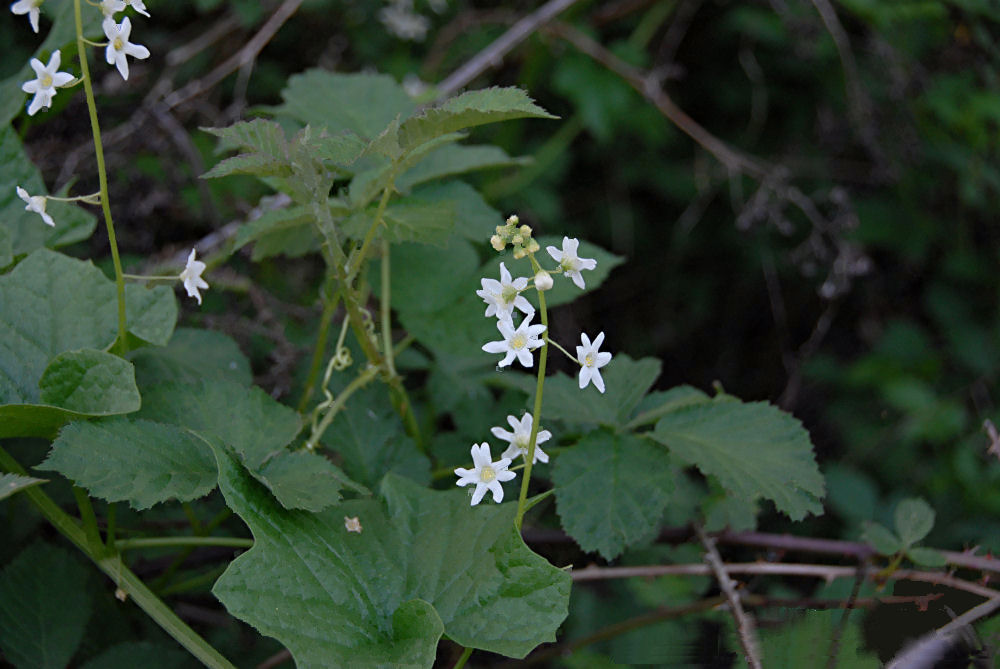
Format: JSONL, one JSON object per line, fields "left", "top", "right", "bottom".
{"left": 0, "top": 446, "right": 236, "bottom": 669}
{"left": 546, "top": 337, "right": 578, "bottom": 364}
{"left": 515, "top": 263, "right": 548, "bottom": 531}
{"left": 74, "top": 0, "right": 128, "bottom": 355}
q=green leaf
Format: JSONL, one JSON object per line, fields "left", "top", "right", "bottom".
{"left": 893, "top": 497, "right": 936, "bottom": 546}
{"left": 0, "top": 473, "right": 46, "bottom": 502}
{"left": 273, "top": 70, "right": 415, "bottom": 138}
{"left": 123, "top": 285, "right": 177, "bottom": 347}
{"left": 0, "top": 543, "right": 93, "bottom": 669}
{"left": 409, "top": 180, "right": 502, "bottom": 241}
{"left": 377, "top": 238, "right": 479, "bottom": 315}
{"left": 348, "top": 132, "right": 465, "bottom": 209}
{"left": 861, "top": 521, "right": 903, "bottom": 555}
{"left": 202, "top": 119, "right": 292, "bottom": 179}
{"left": 0, "top": 225, "right": 12, "bottom": 269}
{"left": 906, "top": 546, "right": 947, "bottom": 567}
{"left": 37, "top": 349, "right": 140, "bottom": 415}
{"left": 257, "top": 450, "right": 368, "bottom": 512}
{"left": 0, "top": 249, "right": 164, "bottom": 406}
{"left": 212, "top": 447, "right": 570, "bottom": 665}
{"left": 553, "top": 431, "right": 674, "bottom": 560}
{"left": 128, "top": 327, "right": 253, "bottom": 388}
{"left": 382, "top": 199, "right": 457, "bottom": 244}
{"left": 395, "top": 144, "right": 531, "bottom": 192}
{"left": 0, "top": 128, "right": 97, "bottom": 257}
{"left": 397, "top": 87, "right": 557, "bottom": 151}
{"left": 137, "top": 379, "right": 302, "bottom": 471}
{"left": 630, "top": 385, "right": 712, "bottom": 427}
{"left": 650, "top": 400, "right": 824, "bottom": 521}
{"left": 497, "top": 355, "right": 661, "bottom": 428}
{"left": 79, "top": 641, "right": 189, "bottom": 669}
{"left": 41, "top": 417, "right": 217, "bottom": 509}
{"left": 745, "top": 610, "right": 879, "bottom": 669}
{"left": 320, "top": 385, "right": 430, "bottom": 490}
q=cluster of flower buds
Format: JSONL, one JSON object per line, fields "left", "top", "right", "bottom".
{"left": 457, "top": 216, "right": 614, "bottom": 505}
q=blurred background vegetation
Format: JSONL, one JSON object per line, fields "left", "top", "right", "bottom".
{"left": 5, "top": 0, "right": 1000, "bottom": 665}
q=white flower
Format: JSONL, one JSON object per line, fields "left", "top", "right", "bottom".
{"left": 476, "top": 262, "right": 534, "bottom": 320}
{"left": 454, "top": 443, "right": 516, "bottom": 505}
{"left": 21, "top": 50, "right": 74, "bottom": 116}
{"left": 11, "top": 0, "right": 43, "bottom": 32}
{"left": 343, "top": 516, "right": 362, "bottom": 533}
{"left": 492, "top": 413, "right": 551, "bottom": 464}
{"left": 125, "top": 0, "right": 149, "bottom": 17}
{"left": 16, "top": 186, "right": 54, "bottom": 227}
{"left": 546, "top": 236, "right": 597, "bottom": 289}
{"left": 179, "top": 249, "right": 209, "bottom": 305}
{"left": 378, "top": 0, "right": 429, "bottom": 41}
{"left": 103, "top": 17, "right": 150, "bottom": 81}
{"left": 98, "top": 0, "right": 125, "bottom": 18}
{"left": 577, "top": 331, "right": 612, "bottom": 393}
{"left": 482, "top": 314, "right": 546, "bottom": 368}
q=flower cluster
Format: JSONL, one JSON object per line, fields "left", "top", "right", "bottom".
{"left": 457, "top": 216, "right": 614, "bottom": 504}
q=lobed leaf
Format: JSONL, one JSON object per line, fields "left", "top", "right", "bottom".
{"left": 128, "top": 327, "right": 253, "bottom": 389}
{"left": 650, "top": 399, "right": 824, "bottom": 521}
{"left": 212, "top": 447, "right": 570, "bottom": 666}
{"left": 40, "top": 417, "right": 217, "bottom": 510}
{"left": 553, "top": 431, "right": 675, "bottom": 559}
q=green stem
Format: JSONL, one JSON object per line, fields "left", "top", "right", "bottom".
{"left": 0, "top": 447, "right": 236, "bottom": 669}
{"left": 306, "top": 364, "right": 381, "bottom": 450}
{"left": 115, "top": 537, "right": 253, "bottom": 551}
{"left": 349, "top": 185, "right": 394, "bottom": 286}
{"left": 380, "top": 238, "right": 397, "bottom": 377}
{"left": 452, "top": 646, "right": 473, "bottom": 669}
{"left": 515, "top": 263, "right": 549, "bottom": 531}
{"left": 297, "top": 291, "right": 342, "bottom": 412}
{"left": 74, "top": 0, "right": 127, "bottom": 354}
{"left": 73, "top": 486, "right": 103, "bottom": 551}
{"left": 547, "top": 337, "right": 578, "bottom": 364}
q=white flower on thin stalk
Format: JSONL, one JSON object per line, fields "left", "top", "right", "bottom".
{"left": 577, "top": 331, "right": 612, "bottom": 393}
{"left": 21, "top": 50, "right": 75, "bottom": 116}
{"left": 492, "top": 413, "right": 552, "bottom": 464}
{"left": 476, "top": 261, "right": 534, "bottom": 320}
{"left": 103, "top": 17, "right": 150, "bottom": 81}
{"left": 546, "top": 236, "right": 597, "bottom": 289}
{"left": 16, "top": 187, "right": 54, "bottom": 227}
{"left": 482, "top": 314, "right": 546, "bottom": 368}
{"left": 11, "top": 0, "right": 43, "bottom": 33}
{"left": 98, "top": 0, "right": 125, "bottom": 19}
{"left": 454, "top": 443, "right": 516, "bottom": 506}
{"left": 125, "top": 0, "right": 149, "bottom": 17}
{"left": 179, "top": 249, "right": 209, "bottom": 305}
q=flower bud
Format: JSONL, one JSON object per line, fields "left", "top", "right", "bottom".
{"left": 534, "top": 270, "right": 553, "bottom": 291}
{"left": 526, "top": 239, "right": 540, "bottom": 253}
{"left": 513, "top": 247, "right": 527, "bottom": 260}
{"left": 512, "top": 233, "right": 524, "bottom": 245}
{"left": 506, "top": 214, "right": 519, "bottom": 226}
{"left": 490, "top": 234, "right": 505, "bottom": 251}
{"left": 519, "top": 224, "right": 532, "bottom": 237}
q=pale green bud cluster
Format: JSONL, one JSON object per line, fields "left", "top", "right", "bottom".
{"left": 490, "top": 215, "right": 540, "bottom": 259}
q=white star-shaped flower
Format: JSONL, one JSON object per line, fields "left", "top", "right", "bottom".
{"left": 16, "top": 186, "right": 54, "bottom": 227}
{"left": 125, "top": 0, "right": 149, "bottom": 17}
{"left": 577, "top": 331, "right": 612, "bottom": 393}
{"left": 103, "top": 17, "right": 150, "bottom": 81}
{"left": 21, "top": 50, "right": 75, "bottom": 116}
{"left": 454, "top": 443, "right": 516, "bottom": 506}
{"left": 482, "top": 314, "right": 546, "bottom": 368}
{"left": 546, "top": 236, "right": 597, "bottom": 289}
{"left": 179, "top": 249, "right": 209, "bottom": 305}
{"left": 476, "top": 261, "right": 535, "bottom": 321}
{"left": 11, "top": 0, "right": 43, "bottom": 32}
{"left": 343, "top": 516, "right": 362, "bottom": 533}
{"left": 98, "top": 0, "right": 125, "bottom": 18}
{"left": 492, "top": 413, "right": 552, "bottom": 464}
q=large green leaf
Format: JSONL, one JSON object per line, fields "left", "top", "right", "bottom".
{"left": 650, "top": 400, "right": 824, "bottom": 521}
{"left": 128, "top": 326, "right": 252, "bottom": 389}
{"left": 552, "top": 431, "right": 674, "bottom": 559}
{"left": 409, "top": 180, "right": 502, "bottom": 241}
{"left": 202, "top": 119, "right": 293, "bottom": 179}
{"left": 0, "top": 127, "right": 97, "bottom": 258}
{"left": 397, "top": 87, "right": 557, "bottom": 151}
{"left": 395, "top": 144, "right": 530, "bottom": 192}
{"left": 37, "top": 349, "right": 140, "bottom": 415}
{"left": 212, "top": 448, "right": 570, "bottom": 666}
{"left": 0, "top": 543, "right": 92, "bottom": 669}
{"left": 41, "top": 417, "right": 217, "bottom": 510}
{"left": 257, "top": 450, "right": 367, "bottom": 513}
{"left": 376, "top": 237, "right": 479, "bottom": 315}
{"left": 320, "top": 385, "right": 430, "bottom": 490}
{"left": 273, "top": 70, "right": 415, "bottom": 139}
{"left": 496, "top": 355, "right": 661, "bottom": 429}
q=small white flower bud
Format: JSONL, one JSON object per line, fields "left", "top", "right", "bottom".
{"left": 534, "top": 270, "right": 553, "bottom": 291}
{"left": 490, "top": 234, "right": 505, "bottom": 251}
{"left": 506, "top": 214, "right": 519, "bottom": 226}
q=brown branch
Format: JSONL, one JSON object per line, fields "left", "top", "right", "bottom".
{"left": 434, "top": 0, "right": 582, "bottom": 99}
{"left": 695, "top": 525, "right": 762, "bottom": 669}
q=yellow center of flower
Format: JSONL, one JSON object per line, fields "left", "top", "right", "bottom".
{"left": 511, "top": 334, "right": 526, "bottom": 350}
{"left": 114, "top": 37, "right": 124, "bottom": 51}
{"left": 480, "top": 466, "right": 497, "bottom": 482}
{"left": 40, "top": 74, "right": 52, "bottom": 88}
{"left": 584, "top": 353, "right": 596, "bottom": 367}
